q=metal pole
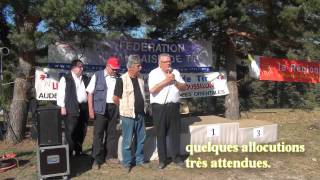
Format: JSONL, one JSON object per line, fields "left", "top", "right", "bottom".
{"left": 0, "top": 55, "right": 3, "bottom": 138}
{"left": 0, "top": 47, "right": 9, "bottom": 81}
{"left": 0, "top": 54, "right": 3, "bottom": 81}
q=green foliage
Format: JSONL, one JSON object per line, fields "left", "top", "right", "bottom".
{"left": 41, "top": 0, "right": 85, "bottom": 28}
{"left": 204, "top": 2, "right": 227, "bottom": 21}
{"left": 1, "top": 0, "right": 320, "bottom": 113}
{"left": 8, "top": 30, "right": 36, "bottom": 51}
{"left": 238, "top": 78, "right": 319, "bottom": 110}
{"left": 0, "top": 52, "right": 17, "bottom": 110}
{"left": 97, "top": 0, "right": 154, "bottom": 31}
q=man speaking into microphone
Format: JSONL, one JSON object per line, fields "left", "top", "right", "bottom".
{"left": 148, "top": 53, "right": 187, "bottom": 169}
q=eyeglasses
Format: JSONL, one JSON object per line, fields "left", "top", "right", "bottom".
{"left": 111, "top": 68, "right": 119, "bottom": 72}
{"left": 76, "top": 65, "right": 84, "bottom": 69}
{"left": 160, "top": 60, "right": 171, "bottom": 64}
{"left": 107, "top": 65, "right": 119, "bottom": 71}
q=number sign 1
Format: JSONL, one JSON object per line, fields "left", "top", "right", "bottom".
{"left": 206, "top": 125, "right": 221, "bottom": 137}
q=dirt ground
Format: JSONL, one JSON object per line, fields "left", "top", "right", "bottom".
{"left": 1, "top": 108, "right": 320, "bottom": 180}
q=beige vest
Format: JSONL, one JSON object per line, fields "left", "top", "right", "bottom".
{"left": 119, "top": 72, "right": 146, "bottom": 118}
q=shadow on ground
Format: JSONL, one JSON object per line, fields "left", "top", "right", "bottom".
{"left": 69, "top": 150, "right": 93, "bottom": 178}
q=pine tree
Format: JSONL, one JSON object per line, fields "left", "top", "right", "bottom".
{"left": 145, "top": 0, "right": 320, "bottom": 119}
{"left": 0, "top": 0, "right": 154, "bottom": 143}
{"left": 0, "top": 0, "right": 91, "bottom": 143}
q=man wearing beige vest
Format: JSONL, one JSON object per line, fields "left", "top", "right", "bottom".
{"left": 113, "top": 54, "right": 146, "bottom": 173}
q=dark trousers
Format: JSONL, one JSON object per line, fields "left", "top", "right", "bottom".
{"left": 92, "top": 103, "right": 119, "bottom": 164}
{"left": 64, "top": 103, "right": 88, "bottom": 154}
{"left": 152, "top": 103, "right": 181, "bottom": 163}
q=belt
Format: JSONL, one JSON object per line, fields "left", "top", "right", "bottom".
{"left": 78, "top": 102, "right": 87, "bottom": 108}
{"left": 152, "top": 102, "right": 179, "bottom": 105}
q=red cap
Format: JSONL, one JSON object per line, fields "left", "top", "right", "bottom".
{"left": 107, "top": 56, "right": 120, "bottom": 69}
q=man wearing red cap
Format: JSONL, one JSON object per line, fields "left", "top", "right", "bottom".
{"left": 86, "top": 56, "right": 121, "bottom": 169}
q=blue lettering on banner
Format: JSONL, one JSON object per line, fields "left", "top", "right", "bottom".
{"left": 193, "top": 91, "right": 216, "bottom": 97}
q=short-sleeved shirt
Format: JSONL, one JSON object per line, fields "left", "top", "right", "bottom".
{"left": 86, "top": 70, "right": 117, "bottom": 103}
{"left": 148, "top": 67, "right": 185, "bottom": 104}
{"left": 114, "top": 77, "right": 144, "bottom": 114}
{"left": 57, "top": 72, "right": 87, "bottom": 107}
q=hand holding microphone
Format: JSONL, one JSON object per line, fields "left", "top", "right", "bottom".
{"left": 165, "top": 67, "right": 175, "bottom": 85}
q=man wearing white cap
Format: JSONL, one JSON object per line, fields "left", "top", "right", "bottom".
{"left": 86, "top": 56, "right": 121, "bottom": 169}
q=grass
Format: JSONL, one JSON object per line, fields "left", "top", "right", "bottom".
{"left": 1, "top": 108, "right": 320, "bottom": 180}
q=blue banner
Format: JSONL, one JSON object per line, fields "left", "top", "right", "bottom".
{"left": 48, "top": 38, "right": 213, "bottom": 73}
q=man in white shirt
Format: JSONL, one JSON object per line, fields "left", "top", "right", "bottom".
{"left": 86, "top": 56, "right": 120, "bottom": 170}
{"left": 148, "top": 53, "right": 187, "bottom": 169}
{"left": 57, "top": 59, "right": 90, "bottom": 157}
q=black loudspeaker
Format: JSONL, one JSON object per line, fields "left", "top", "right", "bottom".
{"left": 37, "top": 145, "right": 70, "bottom": 179}
{"left": 36, "top": 106, "right": 62, "bottom": 146}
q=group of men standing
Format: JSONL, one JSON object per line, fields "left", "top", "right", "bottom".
{"left": 57, "top": 53, "right": 187, "bottom": 173}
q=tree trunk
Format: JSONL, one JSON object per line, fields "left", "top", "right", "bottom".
{"left": 6, "top": 55, "right": 33, "bottom": 143}
{"left": 224, "top": 38, "right": 240, "bottom": 120}
{"left": 4, "top": 7, "right": 39, "bottom": 143}
{"left": 225, "top": 80, "right": 240, "bottom": 119}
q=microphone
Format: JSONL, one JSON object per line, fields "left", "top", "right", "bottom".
{"left": 167, "top": 67, "right": 176, "bottom": 85}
